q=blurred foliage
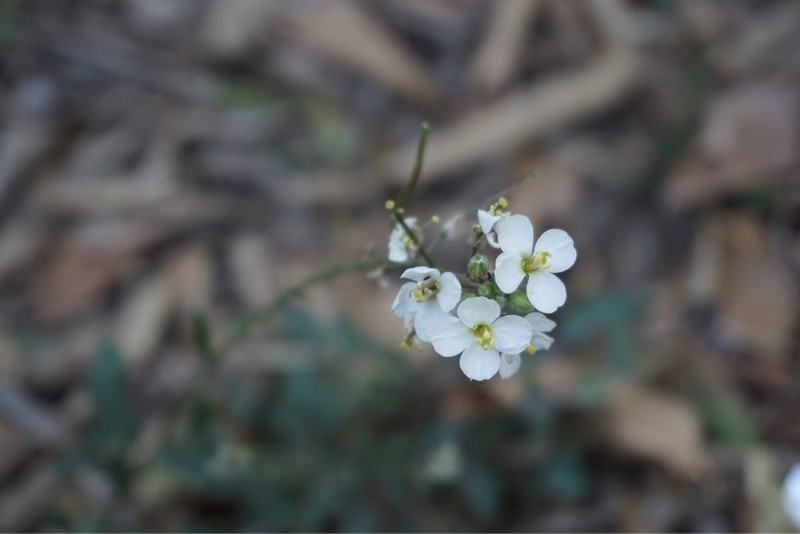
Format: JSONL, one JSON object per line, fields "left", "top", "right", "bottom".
{"left": 52, "top": 306, "right": 612, "bottom": 532}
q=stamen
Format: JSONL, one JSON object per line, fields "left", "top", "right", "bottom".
{"left": 521, "top": 251, "right": 552, "bottom": 273}
{"left": 472, "top": 323, "right": 495, "bottom": 350}
{"left": 412, "top": 279, "right": 440, "bottom": 302}
{"left": 525, "top": 344, "right": 536, "bottom": 355}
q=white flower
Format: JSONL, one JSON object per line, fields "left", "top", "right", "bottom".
{"left": 494, "top": 214, "right": 576, "bottom": 314}
{"left": 388, "top": 217, "right": 420, "bottom": 262}
{"left": 476, "top": 197, "right": 509, "bottom": 248}
{"left": 527, "top": 312, "right": 556, "bottom": 351}
{"left": 783, "top": 463, "right": 800, "bottom": 530}
{"left": 391, "top": 267, "right": 461, "bottom": 342}
{"left": 477, "top": 210, "right": 507, "bottom": 248}
{"left": 498, "top": 312, "right": 556, "bottom": 379}
{"left": 430, "top": 296, "right": 531, "bottom": 381}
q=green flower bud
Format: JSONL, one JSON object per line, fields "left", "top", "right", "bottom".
{"left": 507, "top": 290, "right": 534, "bottom": 312}
{"left": 461, "top": 293, "right": 477, "bottom": 301}
{"left": 467, "top": 224, "right": 484, "bottom": 248}
{"left": 467, "top": 253, "right": 490, "bottom": 280}
{"left": 492, "top": 295, "right": 507, "bottom": 309}
{"left": 477, "top": 282, "right": 495, "bottom": 298}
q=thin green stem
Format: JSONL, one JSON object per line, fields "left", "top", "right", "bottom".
{"left": 427, "top": 171, "right": 536, "bottom": 253}
{"left": 456, "top": 274, "right": 480, "bottom": 289}
{"left": 396, "top": 122, "right": 430, "bottom": 210}
{"left": 219, "top": 256, "right": 420, "bottom": 351}
{"left": 392, "top": 211, "right": 435, "bottom": 267}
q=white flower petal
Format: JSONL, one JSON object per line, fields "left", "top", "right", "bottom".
{"left": 436, "top": 272, "right": 462, "bottom": 312}
{"left": 391, "top": 282, "right": 418, "bottom": 318}
{"left": 401, "top": 266, "right": 440, "bottom": 282}
{"left": 430, "top": 315, "right": 474, "bottom": 357}
{"left": 388, "top": 237, "right": 408, "bottom": 262}
{"left": 388, "top": 218, "right": 418, "bottom": 262}
{"left": 498, "top": 353, "right": 521, "bottom": 379}
{"left": 525, "top": 312, "right": 556, "bottom": 333}
{"left": 526, "top": 270, "right": 567, "bottom": 314}
{"left": 534, "top": 229, "right": 576, "bottom": 274}
{"left": 496, "top": 214, "right": 534, "bottom": 257}
{"left": 414, "top": 301, "right": 449, "bottom": 342}
{"left": 531, "top": 332, "right": 554, "bottom": 351}
{"left": 491, "top": 315, "right": 532, "bottom": 354}
{"left": 783, "top": 464, "right": 800, "bottom": 530}
{"left": 457, "top": 297, "right": 500, "bottom": 328}
{"left": 459, "top": 344, "right": 499, "bottom": 381}
{"left": 494, "top": 251, "right": 526, "bottom": 294}
{"left": 477, "top": 210, "right": 501, "bottom": 235}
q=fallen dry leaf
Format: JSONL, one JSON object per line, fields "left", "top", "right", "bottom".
{"left": 271, "top": 48, "right": 642, "bottom": 206}
{"left": 115, "top": 273, "right": 173, "bottom": 367}
{"left": 285, "top": 1, "right": 440, "bottom": 107}
{"left": 666, "top": 83, "right": 799, "bottom": 206}
{"left": 715, "top": 215, "right": 797, "bottom": 358}
{"left": 469, "top": 1, "right": 542, "bottom": 96}
{"left": 228, "top": 234, "right": 276, "bottom": 311}
{"left": 607, "top": 384, "right": 706, "bottom": 477}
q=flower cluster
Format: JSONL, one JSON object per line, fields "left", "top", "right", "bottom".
{"left": 390, "top": 200, "right": 575, "bottom": 381}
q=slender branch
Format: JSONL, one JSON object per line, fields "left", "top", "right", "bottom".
{"left": 219, "top": 256, "right": 420, "bottom": 351}
{"left": 427, "top": 171, "right": 536, "bottom": 253}
{"left": 396, "top": 122, "right": 430, "bottom": 210}
{"left": 392, "top": 211, "right": 435, "bottom": 267}
{"left": 471, "top": 171, "right": 535, "bottom": 214}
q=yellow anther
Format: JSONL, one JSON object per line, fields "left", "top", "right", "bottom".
{"left": 385, "top": 200, "right": 396, "bottom": 210}
{"left": 498, "top": 197, "right": 507, "bottom": 207}
{"left": 525, "top": 344, "right": 536, "bottom": 355}
{"left": 521, "top": 250, "right": 552, "bottom": 273}
{"left": 472, "top": 323, "right": 495, "bottom": 350}
{"left": 396, "top": 208, "right": 405, "bottom": 214}
{"left": 412, "top": 280, "right": 440, "bottom": 302}
{"left": 431, "top": 215, "right": 440, "bottom": 223}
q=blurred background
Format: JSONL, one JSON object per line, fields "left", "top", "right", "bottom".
{"left": 0, "top": 0, "right": 799, "bottom": 531}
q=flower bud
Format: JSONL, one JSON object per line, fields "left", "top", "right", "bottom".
{"left": 507, "top": 290, "right": 534, "bottom": 312}
{"left": 467, "top": 224, "right": 484, "bottom": 248}
{"left": 477, "top": 282, "right": 495, "bottom": 298}
{"left": 468, "top": 253, "right": 490, "bottom": 280}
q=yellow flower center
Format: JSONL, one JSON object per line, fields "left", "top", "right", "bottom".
{"left": 472, "top": 323, "right": 495, "bottom": 350}
{"left": 525, "top": 344, "right": 536, "bottom": 355}
{"left": 487, "top": 197, "right": 508, "bottom": 217}
{"left": 412, "top": 279, "right": 440, "bottom": 302}
{"left": 521, "top": 250, "right": 551, "bottom": 274}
